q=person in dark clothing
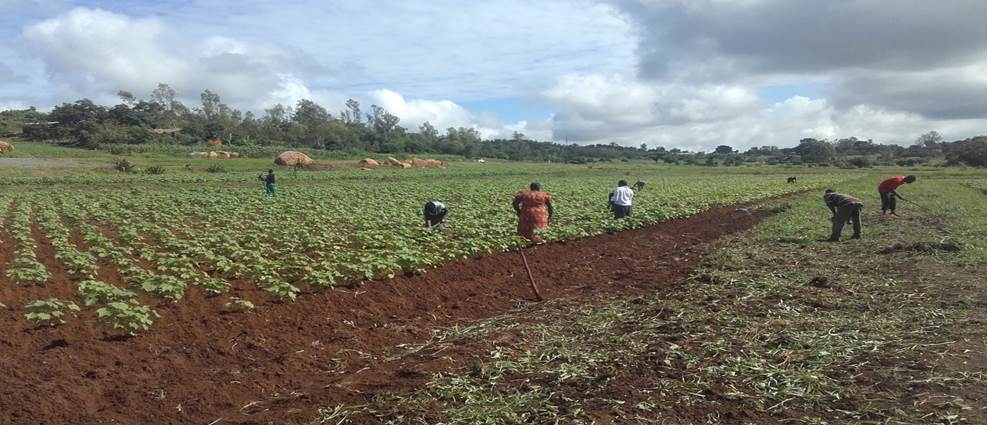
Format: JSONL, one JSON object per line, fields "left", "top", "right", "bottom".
{"left": 422, "top": 201, "right": 448, "bottom": 230}
{"left": 633, "top": 180, "right": 646, "bottom": 191}
{"left": 259, "top": 169, "right": 276, "bottom": 196}
{"left": 823, "top": 189, "right": 863, "bottom": 241}
{"left": 787, "top": 176, "right": 797, "bottom": 184}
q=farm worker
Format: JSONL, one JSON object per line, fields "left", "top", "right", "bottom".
{"left": 823, "top": 189, "right": 863, "bottom": 241}
{"left": 608, "top": 179, "right": 634, "bottom": 219}
{"left": 878, "top": 175, "right": 916, "bottom": 215}
{"left": 422, "top": 201, "right": 448, "bottom": 231}
{"left": 259, "top": 169, "right": 276, "bottom": 196}
{"left": 512, "top": 182, "right": 553, "bottom": 243}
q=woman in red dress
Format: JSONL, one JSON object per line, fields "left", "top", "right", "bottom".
{"left": 512, "top": 182, "right": 554, "bottom": 242}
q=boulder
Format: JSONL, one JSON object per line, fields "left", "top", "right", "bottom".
{"left": 190, "top": 151, "right": 209, "bottom": 157}
{"left": 0, "top": 141, "right": 13, "bottom": 153}
{"left": 409, "top": 158, "right": 447, "bottom": 168}
{"left": 275, "top": 151, "right": 313, "bottom": 166}
{"left": 359, "top": 158, "right": 380, "bottom": 168}
{"left": 386, "top": 156, "right": 404, "bottom": 167}
{"left": 229, "top": 152, "right": 241, "bottom": 158}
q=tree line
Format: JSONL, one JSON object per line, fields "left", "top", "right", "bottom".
{"left": 0, "top": 83, "right": 984, "bottom": 166}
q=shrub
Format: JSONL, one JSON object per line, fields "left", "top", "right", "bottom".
{"left": 23, "top": 298, "right": 80, "bottom": 327}
{"left": 847, "top": 157, "right": 873, "bottom": 168}
{"left": 143, "top": 165, "right": 166, "bottom": 175}
{"left": 113, "top": 159, "right": 135, "bottom": 173}
{"left": 206, "top": 164, "right": 226, "bottom": 173}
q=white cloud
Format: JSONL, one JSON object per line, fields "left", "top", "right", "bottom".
{"left": 540, "top": 73, "right": 986, "bottom": 151}
{"left": 21, "top": 7, "right": 328, "bottom": 109}
{"left": 367, "top": 89, "right": 551, "bottom": 140}
{"left": 6, "top": 1, "right": 987, "bottom": 149}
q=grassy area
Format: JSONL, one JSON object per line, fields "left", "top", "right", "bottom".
{"left": 318, "top": 174, "right": 987, "bottom": 424}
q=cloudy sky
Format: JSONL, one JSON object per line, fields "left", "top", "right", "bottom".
{"left": 1, "top": 0, "right": 985, "bottom": 151}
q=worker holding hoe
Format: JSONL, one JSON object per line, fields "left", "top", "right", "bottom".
{"left": 513, "top": 182, "right": 553, "bottom": 243}
{"left": 878, "top": 175, "right": 916, "bottom": 215}
{"left": 422, "top": 201, "right": 448, "bottom": 231}
{"left": 608, "top": 179, "right": 635, "bottom": 219}
{"left": 259, "top": 169, "right": 276, "bottom": 196}
{"left": 823, "top": 189, "right": 863, "bottom": 241}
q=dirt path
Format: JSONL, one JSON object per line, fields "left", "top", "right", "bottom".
{"left": 0, "top": 201, "right": 775, "bottom": 424}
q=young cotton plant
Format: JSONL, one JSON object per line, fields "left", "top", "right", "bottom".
{"left": 96, "top": 301, "right": 159, "bottom": 336}
{"left": 24, "top": 298, "right": 80, "bottom": 327}
{"left": 78, "top": 280, "right": 137, "bottom": 306}
{"left": 223, "top": 297, "right": 255, "bottom": 312}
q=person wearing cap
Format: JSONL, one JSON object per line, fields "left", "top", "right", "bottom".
{"left": 823, "top": 189, "right": 863, "bottom": 241}
{"left": 878, "top": 175, "right": 917, "bottom": 215}
{"left": 609, "top": 180, "right": 635, "bottom": 219}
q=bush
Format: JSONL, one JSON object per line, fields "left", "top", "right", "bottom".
{"left": 143, "top": 165, "right": 166, "bottom": 175}
{"left": 847, "top": 157, "right": 873, "bottom": 168}
{"left": 113, "top": 159, "right": 135, "bottom": 173}
{"left": 206, "top": 164, "right": 226, "bottom": 173}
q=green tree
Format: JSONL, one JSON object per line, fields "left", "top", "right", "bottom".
{"left": 797, "top": 138, "right": 836, "bottom": 164}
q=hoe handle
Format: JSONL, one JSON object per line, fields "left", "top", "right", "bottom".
{"left": 519, "top": 250, "right": 544, "bottom": 301}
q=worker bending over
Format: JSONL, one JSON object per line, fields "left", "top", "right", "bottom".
{"left": 422, "top": 201, "right": 448, "bottom": 231}
{"left": 609, "top": 179, "right": 634, "bottom": 219}
{"left": 878, "top": 175, "right": 916, "bottom": 215}
{"left": 823, "top": 189, "right": 863, "bottom": 241}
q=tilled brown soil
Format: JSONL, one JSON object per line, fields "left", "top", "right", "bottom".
{"left": 0, "top": 203, "right": 770, "bottom": 424}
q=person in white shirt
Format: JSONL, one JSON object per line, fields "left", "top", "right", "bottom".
{"left": 608, "top": 180, "right": 635, "bottom": 219}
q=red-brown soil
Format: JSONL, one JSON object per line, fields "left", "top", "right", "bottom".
{"left": 0, "top": 203, "right": 770, "bottom": 424}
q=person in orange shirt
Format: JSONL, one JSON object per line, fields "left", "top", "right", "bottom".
{"left": 877, "top": 175, "right": 916, "bottom": 215}
{"left": 512, "top": 182, "right": 554, "bottom": 243}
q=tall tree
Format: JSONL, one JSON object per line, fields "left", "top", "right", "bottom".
{"left": 419, "top": 121, "right": 438, "bottom": 141}
{"left": 200, "top": 90, "right": 221, "bottom": 120}
{"left": 151, "top": 83, "right": 178, "bottom": 111}
{"left": 342, "top": 99, "right": 362, "bottom": 125}
{"left": 797, "top": 138, "right": 836, "bottom": 163}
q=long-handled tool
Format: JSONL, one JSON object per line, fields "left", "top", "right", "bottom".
{"left": 518, "top": 249, "right": 543, "bottom": 301}
{"left": 901, "top": 197, "right": 933, "bottom": 212}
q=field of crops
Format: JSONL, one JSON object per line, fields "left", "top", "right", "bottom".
{"left": 0, "top": 166, "right": 853, "bottom": 335}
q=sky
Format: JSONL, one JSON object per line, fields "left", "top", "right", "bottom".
{"left": 1, "top": 0, "right": 986, "bottom": 151}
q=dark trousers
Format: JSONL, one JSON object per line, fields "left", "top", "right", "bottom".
{"left": 831, "top": 203, "right": 862, "bottom": 240}
{"left": 879, "top": 191, "right": 895, "bottom": 212}
{"left": 613, "top": 204, "right": 632, "bottom": 219}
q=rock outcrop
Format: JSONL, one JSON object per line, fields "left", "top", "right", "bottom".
{"left": 275, "top": 151, "right": 314, "bottom": 166}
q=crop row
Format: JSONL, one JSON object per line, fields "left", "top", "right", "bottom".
{"left": 0, "top": 172, "right": 853, "bottom": 334}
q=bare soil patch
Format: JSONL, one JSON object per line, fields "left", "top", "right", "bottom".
{"left": 0, "top": 202, "right": 771, "bottom": 424}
